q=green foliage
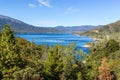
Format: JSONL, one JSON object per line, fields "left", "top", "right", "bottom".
{"left": 43, "top": 43, "right": 86, "bottom": 80}
{"left": 0, "top": 24, "right": 120, "bottom": 80}
{"left": 0, "top": 24, "right": 23, "bottom": 79}
{"left": 43, "top": 44, "right": 63, "bottom": 80}
{"left": 13, "top": 67, "right": 36, "bottom": 80}
{"left": 83, "top": 39, "right": 120, "bottom": 80}
{"left": 77, "top": 72, "right": 82, "bottom": 80}
{"left": 80, "top": 20, "right": 120, "bottom": 42}
{"left": 105, "top": 39, "right": 119, "bottom": 53}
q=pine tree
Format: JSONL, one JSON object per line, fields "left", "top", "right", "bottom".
{"left": 0, "top": 24, "right": 22, "bottom": 79}
{"left": 60, "top": 43, "right": 78, "bottom": 80}
{"left": 44, "top": 45, "right": 63, "bottom": 80}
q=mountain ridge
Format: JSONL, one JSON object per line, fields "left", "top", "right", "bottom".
{"left": 0, "top": 15, "right": 101, "bottom": 34}
{"left": 80, "top": 20, "right": 120, "bottom": 40}
{"left": 0, "top": 15, "right": 63, "bottom": 33}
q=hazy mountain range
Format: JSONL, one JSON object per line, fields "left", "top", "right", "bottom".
{"left": 0, "top": 15, "right": 101, "bottom": 34}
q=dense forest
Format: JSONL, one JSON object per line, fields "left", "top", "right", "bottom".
{"left": 0, "top": 24, "right": 120, "bottom": 80}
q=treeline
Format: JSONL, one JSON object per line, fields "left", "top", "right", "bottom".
{"left": 0, "top": 24, "right": 120, "bottom": 80}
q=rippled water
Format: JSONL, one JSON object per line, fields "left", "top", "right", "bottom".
{"left": 15, "top": 33, "right": 94, "bottom": 53}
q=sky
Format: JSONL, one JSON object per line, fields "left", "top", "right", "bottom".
{"left": 0, "top": 0, "right": 120, "bottom": 27}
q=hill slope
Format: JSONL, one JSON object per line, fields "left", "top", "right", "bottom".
{"left": 55, "top": 25, "right": 102, "bottom": 33}
{"left": 0, "top": 15, "right": 101, "bottom": 34}
{"left": 80, "top": 20, "right": 120, "bottom": 40}
{"left": 0, "top": 15, "right": 63, "bottom": 33}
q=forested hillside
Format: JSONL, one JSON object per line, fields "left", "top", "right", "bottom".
{"left": 0, "top": 24, "right": 120, "bottom": 80}
{"left": 80, "top": 20, "right": 120, "bottom": 41}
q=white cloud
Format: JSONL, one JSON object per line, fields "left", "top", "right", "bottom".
{"left": 37, "top": 0, "right": 52, "bottom": 8}
{"left": 65, "top": 7, "right": 80, "bottom": 14}
{"left": 28, "top": 3, "right": 37, "bottom": 8}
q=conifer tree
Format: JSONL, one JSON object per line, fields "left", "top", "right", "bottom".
{"left": 61, "top": 43, "right": 78, "bottom": 80}
{"left": 44, "top": 45, "right": 63, "bottom": 80}
{"left": 0, "top": 24, "right": 22, "bottom": 79}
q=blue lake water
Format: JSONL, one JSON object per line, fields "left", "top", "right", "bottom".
{"left": 15, "top": 34, "right": 94, "bottom": 53}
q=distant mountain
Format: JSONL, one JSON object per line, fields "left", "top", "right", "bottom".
{"left": 0, "top": 15, "right": 101, "bottom": 34}
{"left": 80, "top": 20, "right": 120, "bottom": 40}
{"left": 0, "top": 15, "right": 63, "bottom": 33}
{"left": 55, "top": 25, "right": 102, "bottom": 33}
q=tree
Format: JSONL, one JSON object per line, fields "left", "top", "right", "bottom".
{"left": 105, "top": 39, "right": 119, "bottom": 53}
{"left": 98, "top": 57, "right": 115, "bottom": 80}
{"left": 0, "top": 24, "right": 22, "bottom": 79}
{"left": 61, "top": 43, "right": 80, "bottom": 80}
{"left": 44, "top": 44, "right": 63, "bottom": 80}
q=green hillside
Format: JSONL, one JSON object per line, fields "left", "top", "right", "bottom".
{"left": 80, "top": 20, "right": 120, "bottom": 41}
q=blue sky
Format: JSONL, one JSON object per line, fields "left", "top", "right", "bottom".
{"left": 0, "top": 0, "right": 120, "bottom": 27}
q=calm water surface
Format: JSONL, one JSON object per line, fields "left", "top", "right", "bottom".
{"left": 15, "top": 33, "right": 94, "bottom": 53}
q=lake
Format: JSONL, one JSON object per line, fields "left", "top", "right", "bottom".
{"left": 15, "top": 33, "right": 94, "bottom": 53}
